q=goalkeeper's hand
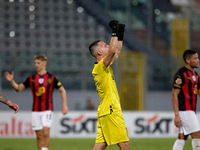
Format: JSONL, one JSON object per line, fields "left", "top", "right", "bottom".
{"left": 118, "top": 23, "right": 125, "bottom": 32}
{"left": 109, "top": 20, "right": 118, "bottom": 36}
{"left": 118, "top": 23, "right": 125, "bottom": 41}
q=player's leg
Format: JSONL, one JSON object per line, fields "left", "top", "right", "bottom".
{"left": 172, "top": 112, "right": 189, "bottom": 150}
{"left": 117, "top": 141, "right": 130, "bottom": 150}
{"left": 101, "top": 111, "right": 129, "bottom": 146}
{"left": 41, "top": 127, "right": 50, "bottom": 150}
{"left": 35, "top": 129, "right": 44, "bottom": 150}
{"left": 93, "top": 143, "right": 107, "bottom": 150}
{"left": 191, "top": 131, "right": 200, "bottom": 150}
{"left": 93, "top": 118, "right": 107, "bottom": 150}
{"left": 186, "top": 111, "right": 200, "bottom": 150}
{"left": 173, "top": 133, "right": 188, "bottom": 150}
{"left": 32, "top": 112, "right": 43, "bottom": 150}
{"left": 41, "top": 111, "right": 53, "bottom": 150}
{"left": 177, "top": 111, "right": 200, "bottom": 150}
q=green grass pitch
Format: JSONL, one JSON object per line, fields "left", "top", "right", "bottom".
{"left": 0, "top": 138, "right": 192, "bottom": 150}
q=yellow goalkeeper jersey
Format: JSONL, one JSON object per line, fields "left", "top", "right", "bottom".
{"left": 92, "top": 58, "right": 122, "bottom": 117}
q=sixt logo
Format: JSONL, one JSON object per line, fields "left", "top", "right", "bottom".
{"left": 134, "top": 114, "right": 172, "bottom": 134}
{"left": 60, "top": 114, "right": 97, "bottom": 134}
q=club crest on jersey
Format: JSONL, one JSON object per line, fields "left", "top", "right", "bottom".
{"left": 175, "top": 78, "right": 182, "bottom": 85}
{"left": 39, "top": 78, "right": 44, "bottom": 84}
{"left": 192, "top": 75, "right": 196, "bottom": 81}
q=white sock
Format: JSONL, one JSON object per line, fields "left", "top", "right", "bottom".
{"left": 192, "top": 139, "right": 200, "bottom": 150}
{"left": 173, "top": 139, "right": 185, "bottom": 150}
{"left": 41, "top": 147, "right": 48, "bottom": 150}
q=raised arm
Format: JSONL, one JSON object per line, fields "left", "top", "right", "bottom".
{"left": 172, "top": 88, "right": 181, "bottom": 127}
{"left": 103, "top": 20, "right": 119, "bottom": 68}
{"left": 4, "top": 71, "right": 25, "bottom": 92}
{"left": 58, "top": 86, "right": 68, "bottom": 115}
{"left": 110, "top": 24, "right": 125, "bottom": 65}
{"left": 109, "top": 41, "right": 122, "bottom": 66}
{"left": 103, "top": 36, "right": 118, "bottom": 68}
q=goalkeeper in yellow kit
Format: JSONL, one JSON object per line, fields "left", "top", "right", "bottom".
{"left": 89, "top": 20, "right": 130, "bottom": 150}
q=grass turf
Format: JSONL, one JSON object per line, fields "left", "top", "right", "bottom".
{"left": 0, "top": 138, "right": 192, "bottom": 150}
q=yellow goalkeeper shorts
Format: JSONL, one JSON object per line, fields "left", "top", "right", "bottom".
{"left": 95, "top": 111, "right": 129, "bottom": 145}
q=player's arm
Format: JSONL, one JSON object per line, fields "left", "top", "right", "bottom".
{"left": 4, "top": 71, "right": 25, "bottom": 92}
{"left": 103, "top": 36, "right": 118, "bottom": 68}
{"left": 198, "top": 89, "right": 200, "bottom": 96}
{"left": 110, "top": 24, "right": 125, "bottom": 65}
{"left": 172, "top": 88, "right": 181, "bottom": 127}
{"left": 109, "top": 41, "right": 122, "bottom": 66}
{"left": 197, "top": 74, "right": 200, "bottom": 96}
{"left": 0, "top": 92, "right": 19, "bottom": 113}
{"left": 10, "top": 82, "right": 25, "bottom": 92}
{"left": 58, "top": 86, "right": 68, "bottom": 115}
{"left": 103, "top": 20, "right": 119, "bottom": 68}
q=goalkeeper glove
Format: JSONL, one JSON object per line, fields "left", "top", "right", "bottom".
{"left": 109, "top": 20, "right": 118, "bottom": 37}
{"left": 118, "top": 24, "right": 125, "bottom": 41}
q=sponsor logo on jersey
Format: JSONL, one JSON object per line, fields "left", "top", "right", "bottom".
{"left": 36, "top": 86, "right": 46, "bottom": 96}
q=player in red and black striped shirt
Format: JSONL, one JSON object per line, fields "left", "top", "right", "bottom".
{"left": 172, "top": 49, "right": 200, "bottom": 150}
{"left": 23, "top": 72, "right": 61, "bottom": 112}
{"left": 4, "top": 54, "right": 68, "bottom": 150}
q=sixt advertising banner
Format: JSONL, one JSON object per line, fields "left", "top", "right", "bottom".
{"left": 125, "top": 112, "right": 178, "bottom": 138}
{"left": 0, "top": 111, "right": 190, "bottom": 138}
{"left": 56, "top": 112, "right": 98, "bottom": 138}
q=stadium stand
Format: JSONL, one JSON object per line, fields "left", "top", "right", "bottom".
{"left": 1, "top": 0, "right": 199, "bottom": 91}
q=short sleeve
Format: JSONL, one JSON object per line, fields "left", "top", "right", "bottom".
{"left": 23, "top": 77, "right": 30, "bottom": 88}
{"left": 196, "top": 72, "right": 200, "bottom": 90}
{"left": 173, "top": 71, "right": 185, "bottom": 89}
{"left": 53, "top": 76, "right": 62, "bottom": 89}
{"left": 93, "top": 58, "right": 107, "bottom": 76}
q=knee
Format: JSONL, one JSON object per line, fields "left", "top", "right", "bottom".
{"left": 42, "top": 127, "right": 50, "bottom": 138}
{"left": 36, "top": 131, "right": 43, "bottom": 140}
{"left": 92, "top": 147, "right": 106, "bottom": 150}
{"left": 119, "top": 142, "right": 130, "bottom": 150}
{"left": 43, "top": 131, "right": 50, "bottom": 138}
{"left": 191, "top": 131, "right": 200, "bottom": 139}
{"left": 125, "top": 142, "right": 131, "bottom": 150}
{"left": 93, "top": 143, "right": 107, "bottom": 150}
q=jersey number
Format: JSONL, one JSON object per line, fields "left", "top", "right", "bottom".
{"left": 46, "top": 114, "right": 52, "bottom": 122}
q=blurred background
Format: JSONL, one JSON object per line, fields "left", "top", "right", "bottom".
{"left": 1, "top": 0, "right": 200, "bottom": 112}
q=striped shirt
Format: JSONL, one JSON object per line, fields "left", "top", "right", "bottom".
{"left": 173, "top": 67, "right": 200, "bottom": 112}
{"left": 23, "top": 72, "right": 62, "bottom": 112}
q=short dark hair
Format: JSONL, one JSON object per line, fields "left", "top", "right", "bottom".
{"left": 89, "top": 40, "right": 101, "bottom": 57}
{"left": 183, "top": 49, "right": 197, "bottom": 63}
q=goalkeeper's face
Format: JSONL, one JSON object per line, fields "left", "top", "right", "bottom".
{"left": 35, "top": 59, "right": 47, "bottom": 72}
{"left": 98, "top": 41, "right": 109, "bottom": 57}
